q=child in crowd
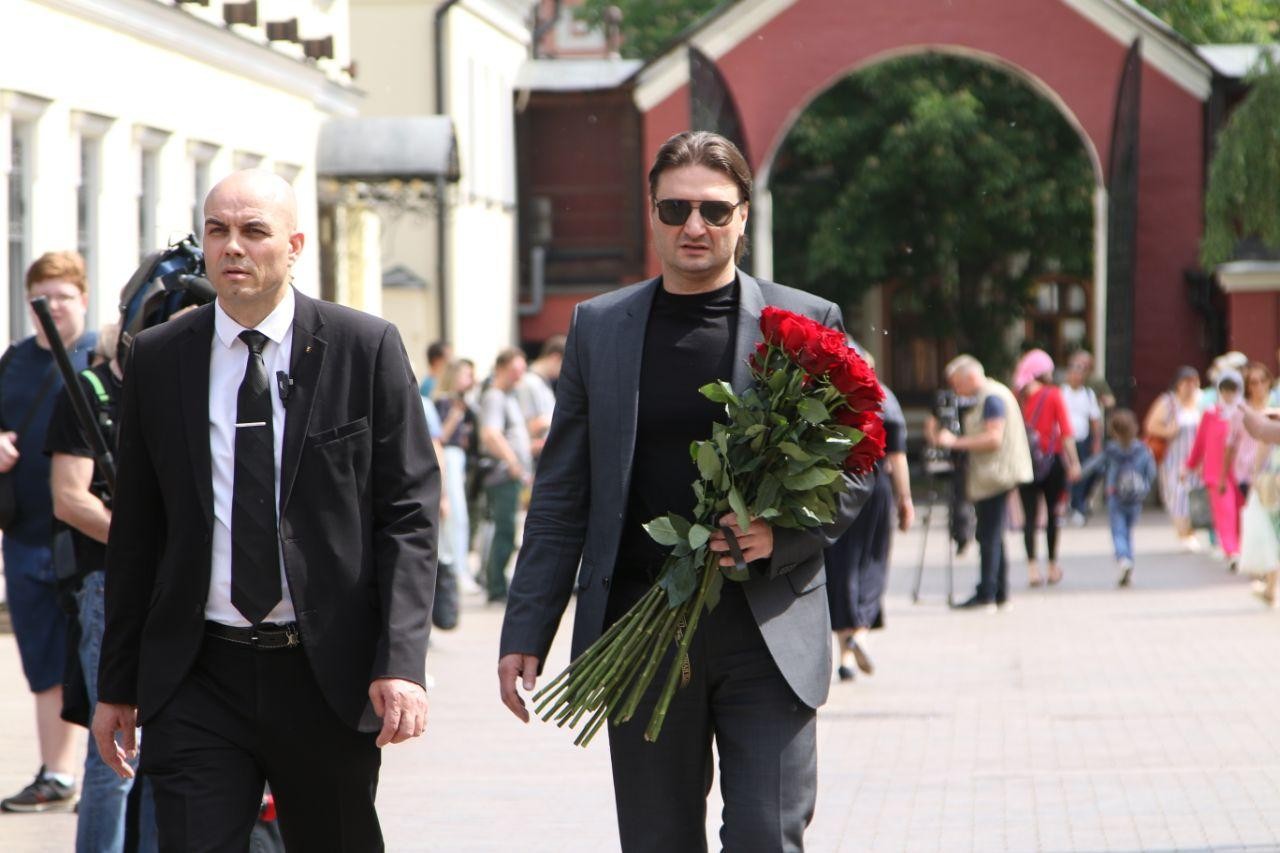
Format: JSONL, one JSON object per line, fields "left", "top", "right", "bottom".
{"left": 1082, "top": 409, "right": 1157, "bottom": 587}
{"left": 1186, "top": 370, "right": 1244, "bottom": 569}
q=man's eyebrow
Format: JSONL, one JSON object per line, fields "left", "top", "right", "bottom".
{"left": 204, "top": 216, "right": 226, "bottom": 228}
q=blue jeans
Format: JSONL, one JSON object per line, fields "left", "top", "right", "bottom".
{"left": 75, "top": 570, "right": 158, "bottom": 853}
{"left": 1071, "top": 438, "right": 1100, "bottom": 515}
{"left": 1107, "top": 499, "right": 1142, "bottom": 563}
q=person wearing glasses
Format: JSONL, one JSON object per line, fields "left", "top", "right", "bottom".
{"left": 497, "top": 130, "right": 872, "bottom": 851}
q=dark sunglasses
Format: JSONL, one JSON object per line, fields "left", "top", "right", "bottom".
{"left": 654, "top": 198, "right": 744, "bottom": 227}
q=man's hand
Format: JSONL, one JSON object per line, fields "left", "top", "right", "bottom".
{"left": 1066, "top": 463, "right": 1082, "bottom": 484}
{"left": 710, "top": 515, "right": 774, "bottom": 567}
{"left": 897, "top": 497, "right": 915, "bottom": 532}
{"left": 91, "top": 702, "right": 139, "bottom": 779}
{"left": 498, "top": 654, "right": 540, "bottom": 722}
{"left": 368, "top": 678, "right": 428, "bottom": 747}
{"left": 934, "top": 429, "right": 957, "bottom": 450}
{"left": 0, "top": 431, "right": 18, "bottom": 473}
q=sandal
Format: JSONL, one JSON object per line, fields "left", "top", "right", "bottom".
{"left": 1047, "top": 565, "right": 1063, "bottom": 585}
{"left": 1028, "top": 565, "right": 1044, "bottom": 587}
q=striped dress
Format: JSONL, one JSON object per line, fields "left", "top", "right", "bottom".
{"left": 1159, "top": 399, "right": 1202, "bottom": 520}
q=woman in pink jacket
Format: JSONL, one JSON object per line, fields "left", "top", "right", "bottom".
{"left": 1185, "top": 369, "right": 1244, "bottom": 566}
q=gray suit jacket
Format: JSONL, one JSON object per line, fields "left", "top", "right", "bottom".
{"left": 499, "top": 271, "right": 871, "bottom": 709}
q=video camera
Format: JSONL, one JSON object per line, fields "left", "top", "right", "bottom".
{"left": 116, "top": 234, "right": 216, "bottom": 368}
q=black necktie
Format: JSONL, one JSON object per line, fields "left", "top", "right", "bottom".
{"left": 231, "top": 329, "right": 281, "bottom": 624}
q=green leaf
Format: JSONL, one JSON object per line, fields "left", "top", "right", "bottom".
{"left": 659, "top": 555, "right": 698, "bottom": 607}
{"left": 759, "top": 507, "right": 781, "bottom": 519}
{"left": 704, "top": 568, "right": 725, "bottom": 612}
{"left": 777, "top": 441, "right": 813, "bottom": 462}
{"left": 644, "top": 516, "right": 681, "bottom": 547}
{"left": 754, "top": 474, "right": 781, "bottom": 513}
{"left": 729, "top": 486, "right": 751, "bottom": 531}
{"left": 797, "top": 397, "right": 830, "bottom": 425}
{"left": 783, "top": 467, "right": 841, "bottom": 491}
{"left": 745, "top": 423, "right": 768, "bottom": 437}
{"left": 666, "top": 513, "right": 691, "bottom": 540}
{"left": 795, "top": 506, "right": 823, "bottom": 527}
{"left": 688, "top": 524, "right": 712, "bottom": 550}
{"left": 699, "top": 380, "right": 739, "bottom": 406}
{"left": 695, "top": 442, "right": 721, "bottom": 481}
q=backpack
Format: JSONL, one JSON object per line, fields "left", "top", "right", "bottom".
{"left": 1024, "top": 389, "right": 1056, "bottom": 482}
{"left": 1113, "top": 447, "right": 1151, "bottom": 503}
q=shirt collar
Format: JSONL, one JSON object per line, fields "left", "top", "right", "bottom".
{"left": 213, "top": 286, "right": 296, "bottom": 349}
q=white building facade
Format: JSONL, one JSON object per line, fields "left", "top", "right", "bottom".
{"left": 351, "top": 0, "right": 533, "bottom": 377}
{"left": 1, "top": 0, "right": 361, "bottom": 344}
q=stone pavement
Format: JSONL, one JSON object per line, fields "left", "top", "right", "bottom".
{"left": 2, "top": 509, "right": 1280, "bottom": 851}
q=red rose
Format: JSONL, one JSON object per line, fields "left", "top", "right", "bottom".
{"left": 760, "top": 306, "right": 788, "bottom": 346}
{"left": 845, "top": 416, "right": 886, "bottom": 474}
{"left": 796, "top": 326, "right": 845, "bottom": 375}
{"left": 749, "top": 341, "right": 769, "bottom": 372}
{"left": 836, "top": 405, "right": 876, "bottom": 429}
{"left": 776, "top": 314, "right": 812, "bottom": 356}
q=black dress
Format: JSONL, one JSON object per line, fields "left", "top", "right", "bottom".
{"left": 824, "top": 385, "right": 906, "bottom": 631}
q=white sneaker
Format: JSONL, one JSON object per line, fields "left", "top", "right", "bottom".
{"left": 1069, "top": 510, "right": 1087, "bottom": 528}
{"left": 1117, "top": 558, "right": 1133, "bottom": 588}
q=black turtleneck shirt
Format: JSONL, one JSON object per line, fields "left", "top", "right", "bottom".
{"left": 615, "top": 279, "right": 739, "bottom": 585}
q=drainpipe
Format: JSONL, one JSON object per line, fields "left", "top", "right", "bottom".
{"left": 433, "top": 0, "right": 462, "bottom": 341}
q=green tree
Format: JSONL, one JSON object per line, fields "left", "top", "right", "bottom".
{"left": 1137, "top": 0, "right": 1279, "bottom": 43}
{"left": 771, "top": 55, "right": 1095, "bottom": 373}
{"left": 575, "top": 0, "right": 721, "bottom": 60}
{"left": 1201, "top": 62, "right": 1280, "bottom": 267}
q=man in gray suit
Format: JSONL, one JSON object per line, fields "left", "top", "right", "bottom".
{"left": 498, "top": 131, "right": 871, "bottom": 852}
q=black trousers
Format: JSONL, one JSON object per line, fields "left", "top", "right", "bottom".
{"left": 974, "top": 491, "right": 1011, "bottom": 604}
{"left": 605, "top": 579, "right": 817, "bottom": 853}
{"left": 1018, "top": 455, "right": 1068, "bottom": 562}
{"left": 140, "top": 636, "right": 382, "bottom": 853}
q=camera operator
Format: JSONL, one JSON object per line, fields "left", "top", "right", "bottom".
{"left": 45, "top": 322, "right": 158, "bottom": 850}
{"left": 928, "top": 355, "right": 1033, "bottom": 611}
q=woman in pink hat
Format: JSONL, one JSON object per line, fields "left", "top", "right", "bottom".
{"left": 1014, "top": 349, "right": 1081, "bottom": 586}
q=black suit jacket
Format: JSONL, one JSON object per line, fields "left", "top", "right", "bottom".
{"left": 99, "top": 291, "right": 439, "bottom": 732}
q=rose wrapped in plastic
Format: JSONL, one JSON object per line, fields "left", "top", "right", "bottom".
{"left": 532, "top": 307, "right": 885, "bottom": 745}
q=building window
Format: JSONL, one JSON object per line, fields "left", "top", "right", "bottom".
{"left": 193, "top": 158, "right": 210, "bottom": 236}
{"left": 1024, "top": 276, "right": 1092, "bottom": 367}
{"left": 138, "top": 147, "right": 159, "bottom": 259}
{"left": 188, "top": 141, "right": 218, "bottom": 239}
{"left": 8, "top": 122, "right": 31, "bottom": 342}
{"left": 77, "top": 135, "right": 100, "bottom": 296}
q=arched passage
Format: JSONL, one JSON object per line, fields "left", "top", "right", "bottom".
{"left": 753, "top": 46, "right": 1106, "bottom": 386}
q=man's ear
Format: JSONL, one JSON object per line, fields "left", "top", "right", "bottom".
{"left": 289, "top": 232, "right": 305, "bottom": 262}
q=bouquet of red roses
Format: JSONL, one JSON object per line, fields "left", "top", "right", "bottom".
{"left": 533, "top": 307, "right": 885, "bottom": 745}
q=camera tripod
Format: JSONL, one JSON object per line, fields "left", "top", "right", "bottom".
{"left": 911, "top": 448, "right": 970, "bottom": 607}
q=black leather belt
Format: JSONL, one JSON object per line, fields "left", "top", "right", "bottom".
{"left": 205, "top": 621, "right": 300, "bottom": 650}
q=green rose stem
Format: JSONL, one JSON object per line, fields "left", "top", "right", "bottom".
{"left": 613, "top": 600, "right": 687, "bottom": 722}
{"left": 534, "top": 585, "right": 665, "bottom": 724}
{"left": 544, "top": 598, "right": 655, "bottom": 721}
{"left": 564, "top": 597, "right": 664, "bottom": 729}
{"left": 574, "top": 604, "right": 680, "bottom": 745}
{"left": 643, "top": 552, "right": 721, "bottom": 742}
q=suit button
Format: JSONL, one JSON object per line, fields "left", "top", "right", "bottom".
{"left": 601, "top": 577, "right": 610, "bottom": 589}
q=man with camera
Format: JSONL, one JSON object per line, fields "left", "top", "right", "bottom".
{"left": 930, "top": 355, "right": 1033, "bottom": 611}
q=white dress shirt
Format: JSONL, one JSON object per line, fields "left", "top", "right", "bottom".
{"left": 206, "top": 287, "right": 297, "bottom": 626}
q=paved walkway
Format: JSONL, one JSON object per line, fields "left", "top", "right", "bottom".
{"left": 2, "top": 509, "right": 1280, "bottom": 851}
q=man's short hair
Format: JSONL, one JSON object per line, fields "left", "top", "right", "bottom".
{"left": 648, "top": 131, "right": 753, "bottom": 264}
{"left": 426, "top": 341, "right": 450, "bottom": 365}
{"left": 494, "top": 346, "right": 524, "bottom": 370}
{"left": 26, "top": 250, "right": 87, "bottom": 293}
{"left": 539, "top": 335, "right": 566, "bottom": 360}
{"left": 945, "top": 354, "right": 984, "bottom": 380}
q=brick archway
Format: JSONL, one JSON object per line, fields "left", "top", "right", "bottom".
{"left": 632, "top": 0, "right": 1212, "bottom": 409}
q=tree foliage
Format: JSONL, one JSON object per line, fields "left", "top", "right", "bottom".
{"left": 1202, "top": 62, "right": 1280, "bottom": 267}
{"left": 574, "top": 0, "right": 721, "bottom": 60}
{"left": 1138, "top": 0, "right": 1279, "bottom": 43}
{"left": 771, "top": 55, "right": 1094, "bottom": 372}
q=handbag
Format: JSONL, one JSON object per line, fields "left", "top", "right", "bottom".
{"left": 1144, "top": 392, "right": 1175, "bottom": 466}
{"left": 1239, "top": 490, "right": 1280, "bottom": 576}
{"left": 0, "top": 353, "right": 60, "bottom": 531}
{"left": 1024, "top": 388, "right": 1056, "bottom": 482}
{"left": 1187, "top": 483, "right": 1213, "bottom": 530}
